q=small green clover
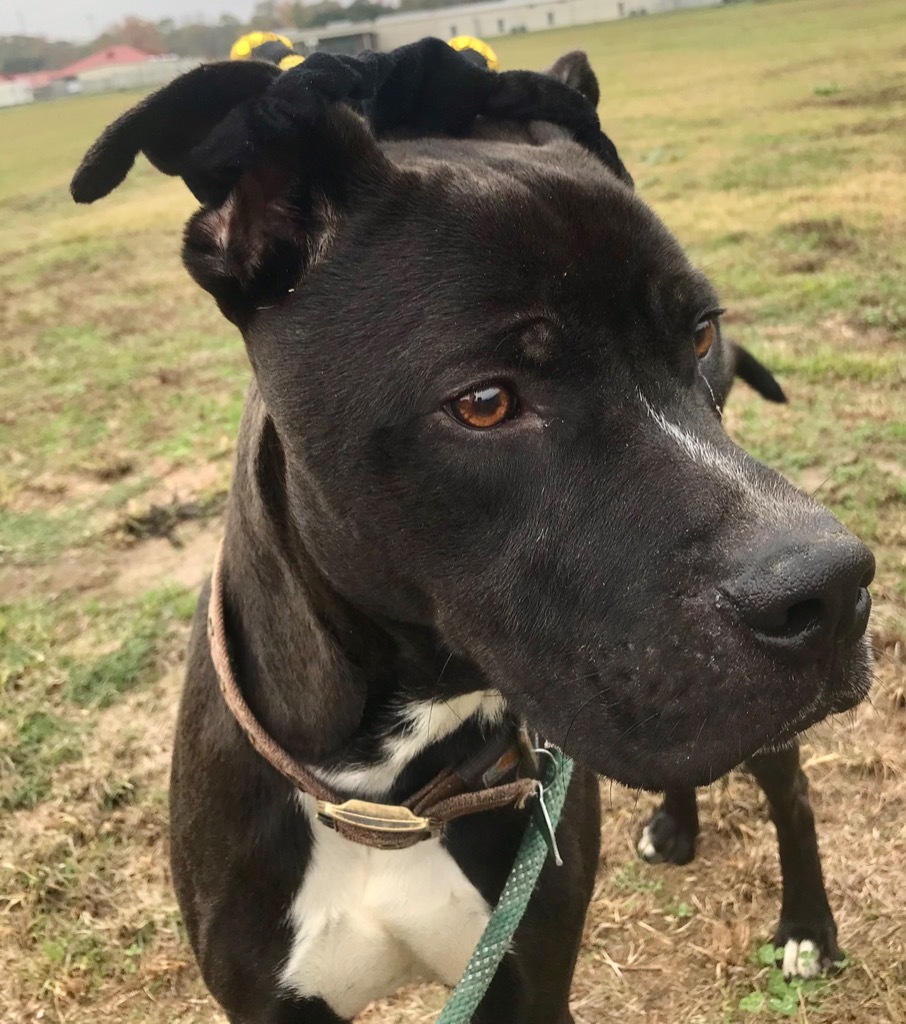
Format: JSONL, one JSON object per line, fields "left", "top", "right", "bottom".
{"left": 768, "top": 969, "right": 792, "bottom": 998}
{"left": 744, "top": 941, "right": 839, "bottom": 1016}
{"left": 767, "top": 989, "right": 799, "bottom": 1017}
{"left": 739, "top": 991, "right": 767, "bottom": 1013}
{"left": 756, "top": 943, "right": 783, "bottom": 967}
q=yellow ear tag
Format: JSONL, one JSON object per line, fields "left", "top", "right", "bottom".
{"left": 278, "top": 54, "right": 305, "bottom": 71}
{"left": 447, "top": 35, "right": 500, "bottom": 72}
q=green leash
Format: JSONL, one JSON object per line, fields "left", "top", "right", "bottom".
{"left": 436, "top": 749, "right": 574, "bottom": 1024}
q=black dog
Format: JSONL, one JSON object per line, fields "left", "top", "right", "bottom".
{"left": 72, "top": 42, "right": 874, "bottom": 1023}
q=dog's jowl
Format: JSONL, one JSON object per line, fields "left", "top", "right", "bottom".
{"left": 72, "top": 44, "right": 874, "bottom": 1024}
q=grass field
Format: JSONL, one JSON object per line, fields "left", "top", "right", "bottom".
{"left": 1, "top": 0, "right": 904, "bottom": 1021}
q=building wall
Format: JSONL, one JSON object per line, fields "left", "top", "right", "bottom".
{"left": 656, "top": 0, "right": 723, "bottom": 9}
{"left": 0, "top": 80, "right": 34, "bottom": 108}
{"left": 77, "top": 57, "right": 201, "bottom": 94}
{"left": 375, "top": 0, "right": 624, "bottom": 49}
{"left": 291, "top": 0, "right": 724, "bottom": 53}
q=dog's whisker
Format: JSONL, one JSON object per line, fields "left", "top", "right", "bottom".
{"left": 434, "top": 651, "right": 455, "bottom": 688}
{"left": 441, "top": 699, "right": 466, "bottom": 726}
{"left": 614, "top": 711, "right": 662, "bottom": 746}
{"left": 561, "top": 687, "right": 611, "bottom": 752}
{"left": 809, "top": 468, "right": 840, "bottom": 499}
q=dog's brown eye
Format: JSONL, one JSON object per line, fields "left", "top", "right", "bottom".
{"left": 694, "top": 318, "right": 717, "bottom": 359}
{"left": 449, "top": 384, "right": 516, "bottom": 429}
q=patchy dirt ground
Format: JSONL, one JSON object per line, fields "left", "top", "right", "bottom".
{"left": 2, "top": 1, "right": 904, "bottom": 1022}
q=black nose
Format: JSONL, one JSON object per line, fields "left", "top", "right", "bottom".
{"left": 722, "top": 534, "right": 874, "bottom": 658}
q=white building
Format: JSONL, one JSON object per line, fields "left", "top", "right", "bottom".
{"left": 0, "top": 79, "right": 34, "bottom": 108}
{"left": 290, "top": 0, "right": 722, "bottom": 55}
{"left": 76, "top": 56, "right": 201, "bottom": 95}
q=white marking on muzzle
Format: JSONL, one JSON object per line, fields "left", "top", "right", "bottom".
{"left": 637, "top": 391, "right": 796, "bottom": 518}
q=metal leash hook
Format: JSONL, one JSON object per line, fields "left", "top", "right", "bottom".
{"left": 533, "top": 747, "right": 564, "bottom": 867}
{"left": 534, "top": 780, "right": 564, "bottom": 867}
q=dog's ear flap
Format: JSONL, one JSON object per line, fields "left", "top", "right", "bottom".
{"left": 730, "top": 342, "right": 788, "bottom": 403}
{"left": 73, "top": 61, "right": 393, "bottom": 326}
{"left": 71, "top": 61, "right": 281, "bottom": 204}
{"left": 181, "top": 103, "right": 392, "bottom": 324}
{"left": 545, "top": 51, "right": 600, "bottom": 108}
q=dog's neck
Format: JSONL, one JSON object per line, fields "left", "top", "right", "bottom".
{"left": 216, "top": 390, "right": 511, "bottom": 800}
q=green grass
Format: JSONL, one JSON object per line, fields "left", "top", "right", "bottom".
{"left": 0, "top": 506, "right": 90, "bottom": 566}
{"left": 737, "top": 944, "right": 845, "bottom": 1018}
{"left": 4, "top": 711, "right": 82, "bottom": 813}
{"left": 1, "top": 2, "right": 905, "bottom": 1022}
{"left": 0, "top": 587, "right": 195, "bottom": 811}
{"left": 496, "top": 0, "right": 906, "bottom": 339}
{"left": 63, "top": 587, "right": 197, "bottom": 709}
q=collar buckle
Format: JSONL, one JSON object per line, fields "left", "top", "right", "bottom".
{"left": 316, "top": 798, "right": 440, "bottom": 840}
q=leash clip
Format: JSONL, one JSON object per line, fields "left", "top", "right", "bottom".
{"left": 532, "top": 747, "right": 564, "bottom": 867}
{"left": 533, "top": 781, "right": 564, "bottom": 867}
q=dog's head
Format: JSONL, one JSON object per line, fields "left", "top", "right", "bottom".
{"left": 73, "top": 51, "right": 873, "bottom": 791}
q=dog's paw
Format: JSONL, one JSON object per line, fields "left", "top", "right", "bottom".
{"left": 782, "top": 938, "right": 823, "bottom": 980}
{"left": 774, "top": 919, "right": 843, "bottom": 980}
{"left": 636, "top": 808, "right": 696, "bottom": 865}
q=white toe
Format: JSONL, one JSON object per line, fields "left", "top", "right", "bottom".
{"left": 783, "top": 938, "right": 821, "bottom": 979}
{"left": 637, "top": 824, "right": 658, "bottom": 861}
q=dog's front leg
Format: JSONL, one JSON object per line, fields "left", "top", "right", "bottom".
{"left": 473, "top": 956, "right": 579, "bottom": 1024}
{"left": 745, "top": 741, "right": 842, "bottom": 979}
{"left": 470, "top": 954, "right": 535, "bottom": 1024}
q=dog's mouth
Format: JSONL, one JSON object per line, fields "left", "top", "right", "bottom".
{"left": 689, "top": 635, "right": 871, "bottom": 787}
{"left": 506, "top": 628, "right": 874, "bottom": 793}
{"left": 751, "top": 658, "right": 869, "bottom": 759}
{"left": 764, "top": 678, "right": 865, "bottom": 753}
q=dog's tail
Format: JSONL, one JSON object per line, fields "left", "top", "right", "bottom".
{"left": 733, "top": 344, "right": 787, "bottom": 403}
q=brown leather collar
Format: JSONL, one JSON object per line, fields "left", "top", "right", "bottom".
{"left": 207, "top": 540, "right": 540, "bottom": 850}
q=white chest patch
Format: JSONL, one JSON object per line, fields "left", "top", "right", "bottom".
{"left": 279, "top": 690, "right": 505, "bottom": 1017}
{"left": 279, "top": 798, "right": 490, "bottom": 1018}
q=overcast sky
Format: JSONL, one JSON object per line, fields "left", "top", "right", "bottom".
{"left": 0, "top": 1, "right": 280, "bottom": 41}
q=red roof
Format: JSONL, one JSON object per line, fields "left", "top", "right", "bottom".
{"left": 0, "top": 45, "right": 155, "bottom": 88}
{"left": 54, "top": 45, "right": 154, "bottom": 77}
{"left": 0, "top": 70, "right": 52, "bottom": 86}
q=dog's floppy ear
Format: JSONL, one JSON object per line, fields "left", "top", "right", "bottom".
{"left": 180, "top": 103, "right": 392, "bottom": 324}
{"left": 72, "top": 61, "right": 394, "bottom": 325}
{"left": 71, "top": 61, "right": 281, "bottom": 204}
{"left": 545, "top": 51, "right": 600, "bottom": 108}
{"left": 730, "top": 342, "right": 788, "bottom": 403}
